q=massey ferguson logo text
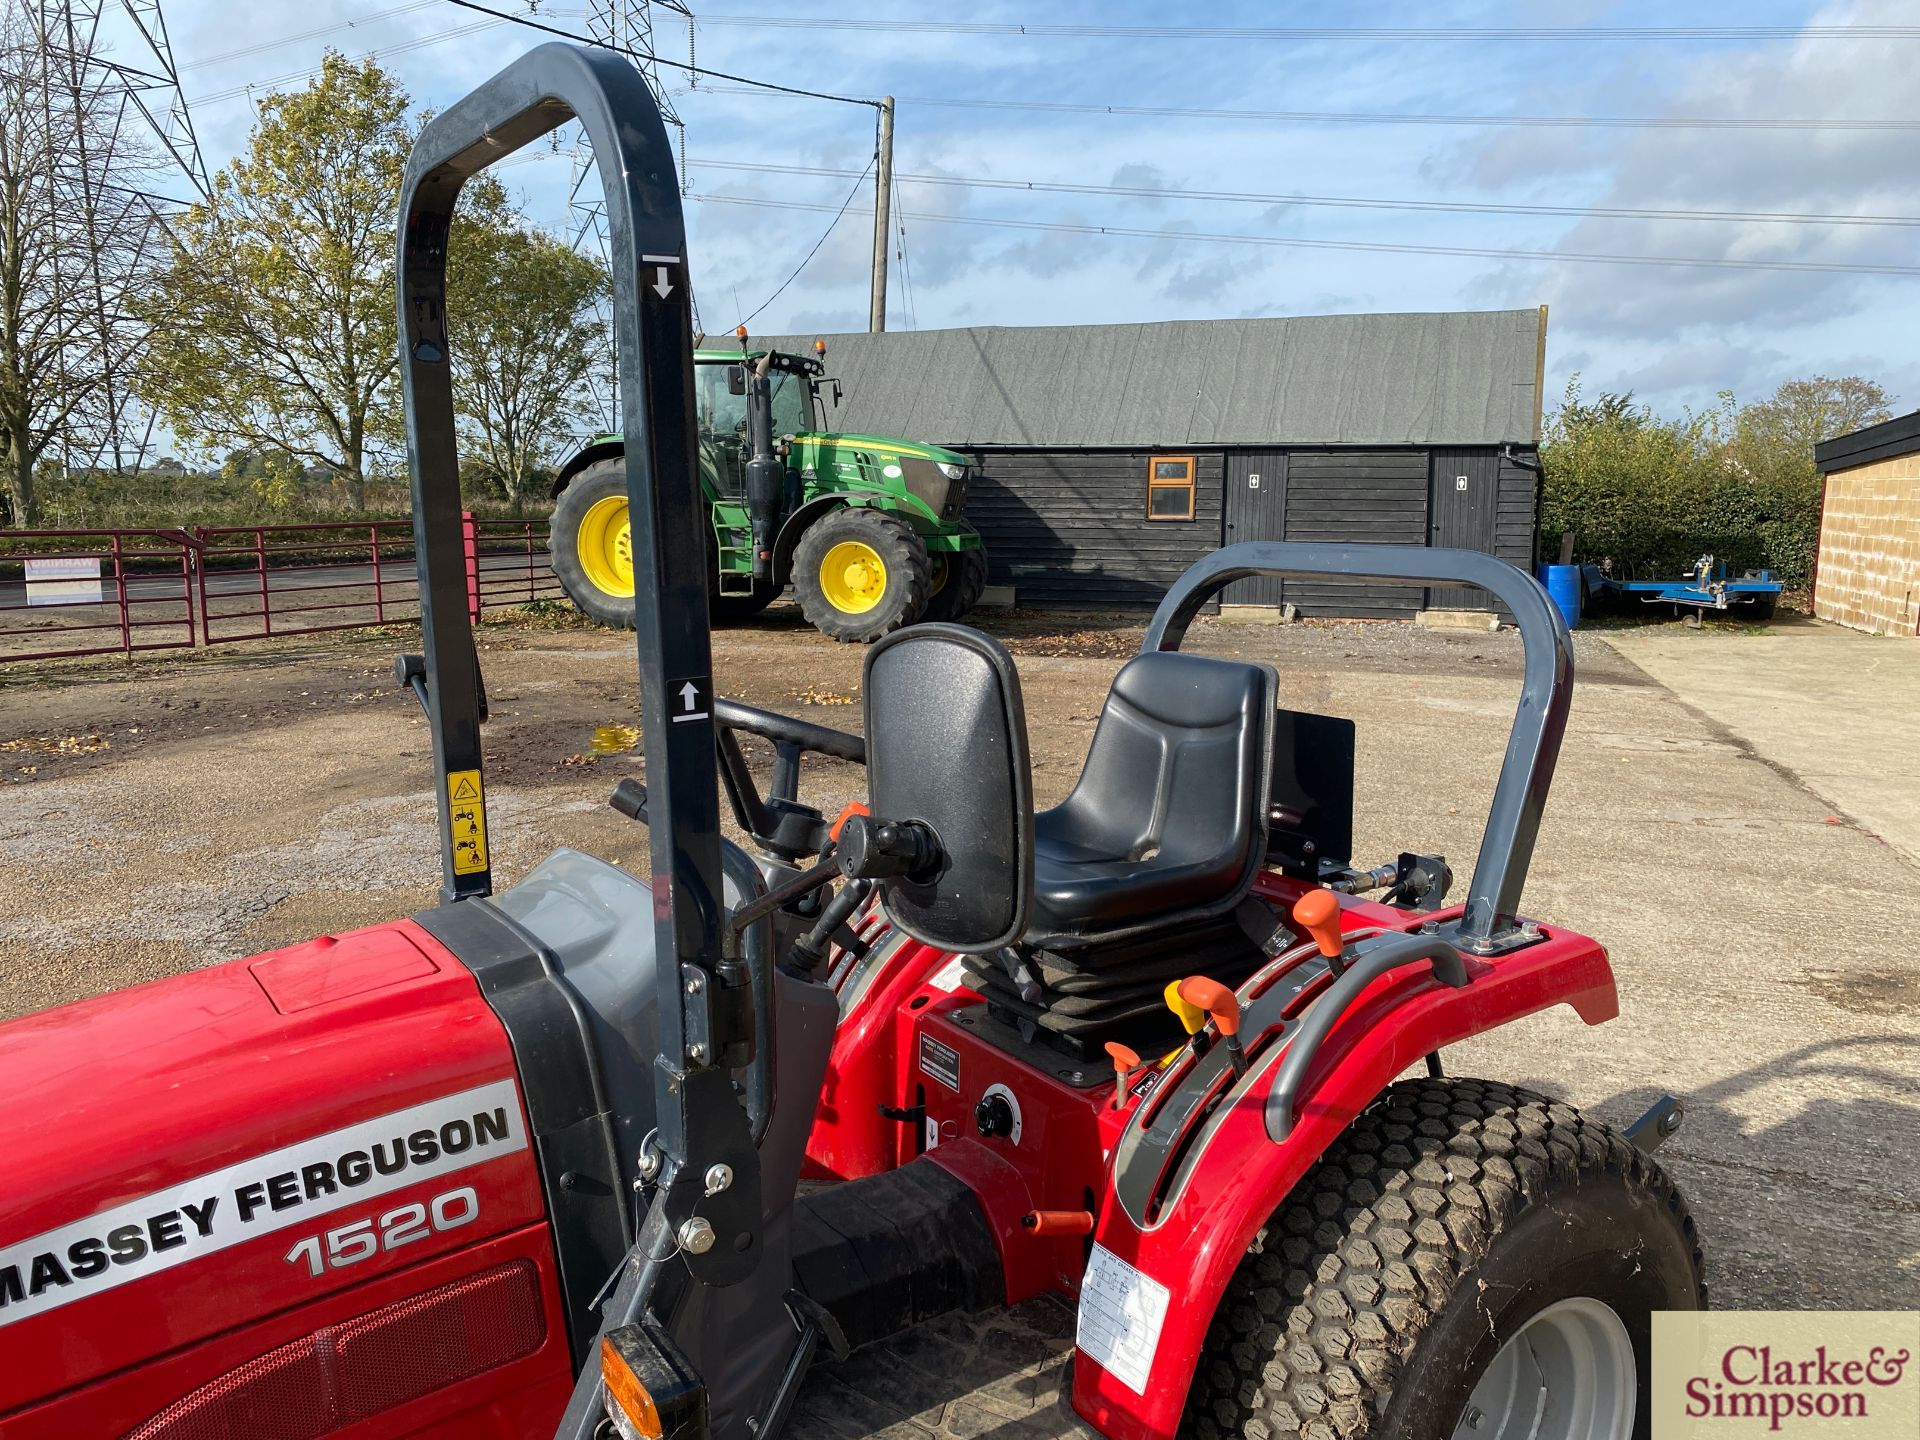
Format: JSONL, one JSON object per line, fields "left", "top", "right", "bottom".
{"left": 0, "top": 1079, "right": 526, "bottom": 1327}
{"left": 1686, "top": 1344, "right": 1912, "bottom": 1430}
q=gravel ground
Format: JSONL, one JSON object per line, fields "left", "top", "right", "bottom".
{"left": 2, "top": 602, "right": 1915, "bottom": 1434}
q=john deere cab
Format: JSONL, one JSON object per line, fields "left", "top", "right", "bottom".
{"left": 549, "top": 331, "right": 986, "bottom": 642}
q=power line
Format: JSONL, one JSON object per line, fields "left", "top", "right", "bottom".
{"left": 190, "top": 19, "right": 504, "bottom": 106}
{"left": 181, "top": 1, "right": 443, "bottom": 71}
{"left": 892, "top": 172, "right": 917, "bottom": 331}
{"left": 697, "top": 84, "right": 1916, "bottom": 134}
{"left": 685, "top": 157, "right": 1920, "bottom": 229}
{"left": 688, "top": 192, "right": 1920, "bottom": 278}
{"left": 443, "top": 0, "right": 880, "bottom": 106}
{"left": 692, "top": 15, "right": 1920, "bottom": 41}
{"left": 733, "top": 155, "right": 874, "bottom": 331}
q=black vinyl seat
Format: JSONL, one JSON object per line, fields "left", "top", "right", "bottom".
{"left": 1024, "top": 649, "right": 1276, "bottom": 949}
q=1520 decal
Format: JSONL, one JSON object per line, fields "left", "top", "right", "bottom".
{"left": 283, "top": 1186, "right": 479, "bottom": 1278}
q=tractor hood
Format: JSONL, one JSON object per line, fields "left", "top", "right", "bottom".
{"left": 790, "top": 433, "right": 974, "bottom": 526}
{"left": 0, "top": 920, "right": 547, "bottom": 1424}
{"left": 798, "top": 432, "right": 970, "bottom": 469}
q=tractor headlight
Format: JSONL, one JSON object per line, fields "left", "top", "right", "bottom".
{"left": 937, "top": 462, "right": 966, "bottom": 480}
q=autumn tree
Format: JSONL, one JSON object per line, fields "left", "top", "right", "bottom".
{"left": 446, "top": 180, "right": 608, "bottom": 508}
{"left": 1542, "top": 373, "right": 1896, "bottom": 586}
{"left": 1725, "top": 376, "right": 1893, "bottom": 583}
{"left": 138, "top": 52, "right": 411, "bottom": 512}
{"left": 1729, "top": 376, "right": 1892, "bottom": 484}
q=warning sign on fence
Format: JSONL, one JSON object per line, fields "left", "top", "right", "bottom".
{"left": 24, "top": 558, "right": 102, "bottom": 607}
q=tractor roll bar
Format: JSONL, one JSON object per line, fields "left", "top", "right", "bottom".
{"left": 1142, "top": 542, "right": 1574, "bottom": 951}
{"left": 396, "top": 42, "right": 764, "bottom": 1307}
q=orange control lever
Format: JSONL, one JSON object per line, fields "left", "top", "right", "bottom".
{"left": 1292, "top": 888, "right": 1347, "bottom": 960}
{"left": 1021, "top": 1210, "right": 1095, "bottom": 1236}
{"left": 1104, "top": 1041, "right": 1142, "bottom": 1109}
{"left": 1177, "top": 976, "right": 1241, "bottom": 1037}
{"left": 1178, "top": 976, "right": 1247, "bottom": 1076}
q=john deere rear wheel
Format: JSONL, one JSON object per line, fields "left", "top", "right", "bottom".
{"left": 793, "top": 507, "right": 930, "bottom": 643}
{"left": 922, "top": 524, "right": 989, "bottom": 624}
{"left": 549, "top": 459, "right": 637, "bottom": 628}
{"left": 551, "top": 458, "right": 782, "bottom": 628}
{"left": 1184, "top": 1079, "right": 1706, "bottom": 1440}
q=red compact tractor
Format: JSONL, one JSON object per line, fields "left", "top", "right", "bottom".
{"left": 0, "top": 46, "right": 1705, "bottom": 1440}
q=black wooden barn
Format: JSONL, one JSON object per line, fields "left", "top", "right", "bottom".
{"left": 775, "top": 308, "right": 1548, "bottom": 617}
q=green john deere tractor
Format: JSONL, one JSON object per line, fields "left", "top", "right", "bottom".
{"left": 549, "top": 335, "right": 987, "bottom": 642}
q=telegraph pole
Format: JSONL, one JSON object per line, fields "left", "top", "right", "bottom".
{"left": 869, "top": 95, "right": 894, "bottom": 332}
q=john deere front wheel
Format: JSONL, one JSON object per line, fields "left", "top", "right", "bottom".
{"left": 922, "top": 524, "right": 988, "bottom": 624}
{"left": 549, "top": 460, "right": 637, "bottom": 628}
{"left": 793, "top": 507, "right": 930, "bottom": 642}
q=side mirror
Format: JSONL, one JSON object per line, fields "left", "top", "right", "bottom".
{"left": 726, "top": 364, "right": 746, "bottom": 396}
{"left": 855, "top": 625, "right": 1033, "bottom": 952}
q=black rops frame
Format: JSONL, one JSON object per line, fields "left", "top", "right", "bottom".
{"left": 1143, "top": 542, "right": 1574, "bottom": 952}
{"left": 395, "top": 41, "right": 762, "bottom": 1322}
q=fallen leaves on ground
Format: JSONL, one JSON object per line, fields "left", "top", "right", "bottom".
{"left": 999, "top": 626, "right": 1137, "bottom": 659}
{"left": 589, "top": 723, "right": 642, "bottom": 754}
{"left": 798, "top": 684, "right": 855, "bottom": 706}
{"left": 1, "top": 733, "right": 111, "bottom": 756}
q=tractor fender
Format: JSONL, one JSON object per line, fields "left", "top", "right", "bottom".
{"left": 1071, "top": 903, "right": 1619, "bottom": 1440}
{"left": 770, "top": 494, "right": 863, "bottom": 589}
{"left": 551, "top": 439, "right": 626, "bottom": 497}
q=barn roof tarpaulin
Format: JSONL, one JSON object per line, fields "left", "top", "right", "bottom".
{"left": 769, "top": 308, "right": 1546, "bottom": 449}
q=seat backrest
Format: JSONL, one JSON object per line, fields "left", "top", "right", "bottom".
{"left": 1044, "top": 650, "right": 1275, "bottom": 868}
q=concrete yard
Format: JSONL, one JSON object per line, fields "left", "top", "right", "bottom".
{"left": 2, "top": 605, "right": 1917, "bottom": 1434}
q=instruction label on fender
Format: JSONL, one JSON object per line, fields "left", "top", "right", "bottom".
{"left": 1077, "top": 1243, "right": 1171, "bottom": 1395}
{"left": 918, "top": 1034, "right": 961, "bottom": 1091}
{"left": 0, "top": 1080, "right": 525, "bottom": 1328}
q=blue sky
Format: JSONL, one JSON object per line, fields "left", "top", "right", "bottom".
{"left": 142, "top": 0, "right": 1918, "bottom": 420}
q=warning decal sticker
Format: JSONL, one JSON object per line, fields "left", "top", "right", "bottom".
{"left": 447, "top": 768, "right": 488, "bottom": 875}
{"left": 1077, "top": 1242, "right": 1172, "bottom": 1395}
{"left": 0, "top": 1079, "right": 526, "bottom": 1329}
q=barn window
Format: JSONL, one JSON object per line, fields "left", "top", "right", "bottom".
{"left": 1146, "top": 456, "right": 1196, "bottom": 520}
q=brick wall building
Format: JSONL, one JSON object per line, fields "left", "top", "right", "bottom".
{"left": 1813, "top": 412, "right": 1920, "bottom": 637}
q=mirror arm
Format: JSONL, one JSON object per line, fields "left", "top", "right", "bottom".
{"left": 727, "top": 851, "right": 840, "bottom": 935}
{"left": 715, "top": 728, "right": 770, "bottom": 835}
{"left": 769, "top": 739, "right": 803, "bottom": 804}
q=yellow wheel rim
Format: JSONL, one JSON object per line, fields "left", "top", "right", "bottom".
{"left": 927, "top": 553, "right": 950, "bottom": 599}
{"left": 819, "top": 540, "right": 889, "bottom": 614}
{"left": 577, "top": 495, "right": 634, "bottom": 598}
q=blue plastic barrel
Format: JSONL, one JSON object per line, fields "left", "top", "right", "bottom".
{"left": 1537, "top": 564, "right": 1582, "bottom": 630}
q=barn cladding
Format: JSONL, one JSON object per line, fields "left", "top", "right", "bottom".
{"left": 1813, "top": 411, "right": 1920, "bottom": 637}
{"left": 774, "top": 307, "right": 1548, "bottom": 617}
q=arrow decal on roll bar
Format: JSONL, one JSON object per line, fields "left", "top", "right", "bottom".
{"left": 672, "top": 677, "right": 710, "bottom": 723}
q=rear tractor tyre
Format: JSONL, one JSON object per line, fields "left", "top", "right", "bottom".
{"left": 548, "top": 459, "right": 636, "bottom": 629}
{"left": 793, "top": 507, "right": 930, "bottom": 643}
{"left": 921, "top": 525, "right": 989, "bottom": 624}
{"left": 1183, "top": 1078, "right": 1706, "bottom": 1440}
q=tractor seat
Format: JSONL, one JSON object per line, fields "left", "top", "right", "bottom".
{"left": 1025, "top": 650, "right": 1276, "bottom": 949}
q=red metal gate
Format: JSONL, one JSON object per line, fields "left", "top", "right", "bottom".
{"left": 0, "top": 529, "right": 197, "bottom": 663}
{"left": 1, "top": 515, "right": 560, "bottom": 664}
{"left": 194, "top": 521, "right": 421, "bottom": 644}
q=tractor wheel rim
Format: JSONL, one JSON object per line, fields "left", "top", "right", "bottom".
{"left": 578, "top": 495, "right": 635, "bottom": 598}
{"left": 820, "top": 540, "right": 888, "bottom": 614}
{"left": 1451, "top": 1298, "right": 1635, "bottom": 1440}
{"left": 927, "top": 553, "right": 950, "bottom": 599}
